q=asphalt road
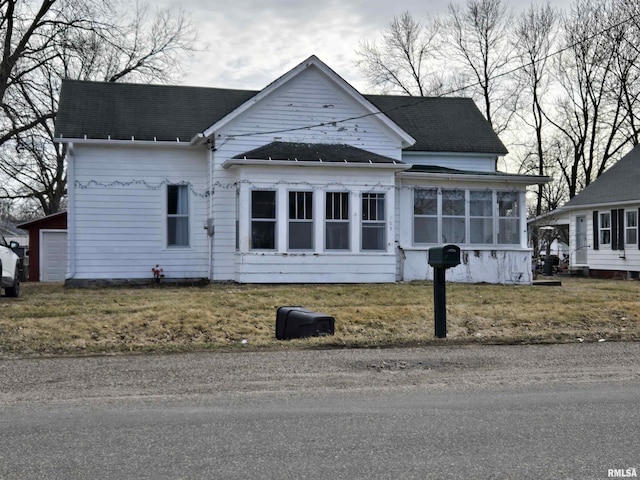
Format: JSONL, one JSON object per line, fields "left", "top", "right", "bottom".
{"left": 1, "top": 342, "right": 639, "bottom": 480}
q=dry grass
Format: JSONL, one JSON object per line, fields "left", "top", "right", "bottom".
{"left": 1, "top": 277, "right": 639, "bottom": 356}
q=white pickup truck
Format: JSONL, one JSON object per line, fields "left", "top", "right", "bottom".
{"left": 0, "top": 235, "right": 20, "bottom": 297}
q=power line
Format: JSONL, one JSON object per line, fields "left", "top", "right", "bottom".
{"left": 221, "top": 10, "right": 640, "bottom": 143}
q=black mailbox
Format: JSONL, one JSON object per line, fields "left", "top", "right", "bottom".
{"left": 428, "top": 244, "right": 461, "bottom": 268}
{"left": 276, "top": 306, "right": 335, "bottom": 340}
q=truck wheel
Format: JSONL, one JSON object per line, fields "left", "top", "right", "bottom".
{"left": 5, "top": 269, "right": 19, "bottom": 297}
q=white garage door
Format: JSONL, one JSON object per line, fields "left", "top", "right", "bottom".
{"left": 41, "top": 230, "right": 67, "bottom": 282}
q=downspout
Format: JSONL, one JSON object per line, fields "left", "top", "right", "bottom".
{"left": 66, "top": 143, "right": 76, "bottom": 280}
{"left": 208, "top": 142, "right": 214, "bottom": 281}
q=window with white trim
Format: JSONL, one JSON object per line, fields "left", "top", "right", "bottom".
{"left": 413, "top": 188, "right": 437, "bottom": 244}
{"left": 599, "top": 212, "right": 611, "bottom": 245}
{"left": 411, "top": 188, "right": 522, "bottom": 246}
{"left": 497, "top": 192, "right": 520, "bottom": 244}
{"left": 167, "top": 184, "right": 189, "bottom": 247}
{"left": 289, "top": 191, "right": 313, "bottom": 250}
{"left": 626, "top": 210, "right": 637, "bottom": 246}
{"left": 470, "top": 191, "right": 494, "bottom": 244}
{"left": 251, "top": 190, "right": 276, "bottom": 250}
{"left": 442, "top": 189, "right": 465, "bottom": 243}
{"left": 325, "top": 192, "right": 350, "bottom": 250}
{"left": 361, "top": 193, "right": 386, "bottom": 251}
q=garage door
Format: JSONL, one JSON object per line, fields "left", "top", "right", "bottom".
{"left": 41, "top": 230, "right": 67, "bottom": 282}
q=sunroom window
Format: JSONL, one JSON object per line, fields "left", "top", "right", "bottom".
{"left": 289, "top": 191, "right": 313, "bottom": 250}
{"left": 326, "top": 192, "right": 350, "bottom": 250}
{"left": 470, "top": 191, "right": 493, "bottom": 244}
{"left": 361, "top": 193, "right": 386, "bottom": 251}
{"left": 251, "top": 190, "right": 276, "bottom": 250}
{"left": 442, "top": 189, "right": 465, "bottom": 243}
{"left": 497, "top": 192, "right": 520, "bottom": 245}
{"left": 414, "top": 188, "right": 437, "bottom": 244}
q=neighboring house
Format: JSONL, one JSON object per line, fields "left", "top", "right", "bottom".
{"left": 541, "top": 145, "right": 640, "bottom": 279}
{"left": 0, "top": 221, "right": 28, "bottom": 248}
{"left": 54, "top": 55, "right": 549, "bottom": 285}
{"left": 17, "top": 212, "right": 68, "bottom": 282}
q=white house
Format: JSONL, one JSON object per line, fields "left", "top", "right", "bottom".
{"left": 54, "top": 55, "right": 549, "bottom": 285}
{"left": 540, "top": 145, "right": 640, "bottom": 279}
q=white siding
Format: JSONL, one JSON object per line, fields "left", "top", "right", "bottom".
{"left": 402, "top": 152, "right": 497, "bottom": 173}
{"left": 70, "top": 143, "right": 210, "bottom": 280}
{"left": 227, "top": 164, "right": 398, "bottom": 283}
{"left": 395, "top": 176, "right": 532, "bottom": 284}
{"left": 40, "top": 230, "right": 68, "bottom": 282}
{"left": 570, "top": 205, "right": 640, "bottom": 275}
{"left": 208, "top": 65, "right": 408, "bottom": 283}
{"left": 401, "top": 248, "right": 532, "bottom": 284}
{"left": 214, "top": 65, "right": 405, "bottom": 163}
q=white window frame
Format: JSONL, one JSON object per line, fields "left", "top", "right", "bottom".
{"left": 625, "top": 210, "right": 637, "bottom": 246}
{"left": 497, "top": 191, "right": 520, "bottom": 245}
{"left": 288, "top": 190, "right": 314, "bottom": 251}
{"left": 599, "top": 212, "right": 611, "bottom": 246}
{"left": 167, "top": 184, "right": 189, "bottom": 247}
{"left": 361, "top": 192, "right": 386, "bottom": 251}
{"left": 413, "top": 188, "right": 438, "bottom": 244}
{"left": 325, "top": 191, "right": 350, "bottom": 251}
{"left": 250, "top": 190, "right": 277, "bottom": 251}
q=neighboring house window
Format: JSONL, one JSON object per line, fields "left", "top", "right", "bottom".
{"left": 599, "top": 212, "right": 611, "bottom": 245}
{"left": 625, "top": 210, "right": 637, "bottom": 246}
{"left": 289, "top": 191, "right": 313, "bottom": 250}
{"left": 442, "top": 189, "right": 465, "bottom": 243}
{"left": 414, "top": 188, "right": 438, "bottom": 244}
{"left": 167, "top": 184, "right": 189, "bottom": 247}
{"left": 251, "top": 190, "right": 276, "bottom": 250}
{"left": 470, "top": 191, "right": 494, "bottom": 244}
{"left": 361, "top": 193, "right": 386, "bottom": 251}
{"left": 326, "top": 192, "right": 350, "bottom": 250}
{"left": 497, "top": 192, "right": 519, "bottom": 244}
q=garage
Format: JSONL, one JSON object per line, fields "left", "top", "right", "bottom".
{"left": 17, "top": 212, "right": 67, "bottom": 282}
{"left": 40, "top": 230, "right": 68, "bottom": 282}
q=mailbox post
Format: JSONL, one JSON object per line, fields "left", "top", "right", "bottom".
{"left": 428, "top": 245, "right": 461, "bottom": 339}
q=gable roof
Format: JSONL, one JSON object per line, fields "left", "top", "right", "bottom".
{"left": 202, "top": 55, "right": 415, "bottom": 148}
{"left": 55, "top": 58, "right": 507, "bottom": 156}
{"left": 563, "top": 145, "right": 640, "bottom": 208}
{"left": 365, "top": 95, "right": 506, "bottom": 154}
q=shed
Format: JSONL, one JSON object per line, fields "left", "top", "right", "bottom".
{"left": 18, "top": 212, "right": 68, "bottom": 282}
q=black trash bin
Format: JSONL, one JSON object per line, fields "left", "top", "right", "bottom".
{"left": 276, "top": 306, "right": 335, "bottom": 340}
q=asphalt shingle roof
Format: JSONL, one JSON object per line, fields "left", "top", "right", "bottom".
{"left": 232, "top": 141, "right": 403, "bottom": 164}
{"left": 563, "top": 145, "right": 640, "bottom": 208}
{"left": 55, "top": 79, "right": 508, "bottom": 155}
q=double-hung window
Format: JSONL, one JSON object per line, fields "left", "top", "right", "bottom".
{"left": 251, "top": 190, "right": 276, "bottom": 250}
{"left": 326, "top": 192, "right": 350, "bottom": 250}
{"left": 167, "top": 184, "right": 189, "bottom": 247}
{"left": 497, "top": 192, "right": 520, "bottom": 244}
{"left": 626, "top": 210, "right": 637, "bottom": 246}
{"left": 413, "top": 188, "right": 438, "bottom": 244}
{"left": 442, "top": 189, "right": 465, "bottom": 243}
{"left": 599, "top": 212, "right": 611, "bottom": 246}
{"left": 361, "top": 193, "right": 386, "bottom": 251}
{"left": 470, "top": 191, "right": 494, "bottom": 244}
{"left": 289, "top": 191, "right": 313, "bottom": 250}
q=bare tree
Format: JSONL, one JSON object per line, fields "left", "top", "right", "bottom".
{"left": 514, "top": 3, "right": 558, "bottom": 215}
{"left": 355, "top": 11, "right": 442, "bottom": 96}
{"left": 547, "top": 0, "right": 630, "bottom": 198}
{"left": 0, "top": 0, "right": 197, "bottom": 216}
{"left": 444, "top": 0, "right": 518, "bottom": 135}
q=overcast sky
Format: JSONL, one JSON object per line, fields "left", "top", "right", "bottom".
{"left": 159, "top": 0, "right": 572, "bottom": 93}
